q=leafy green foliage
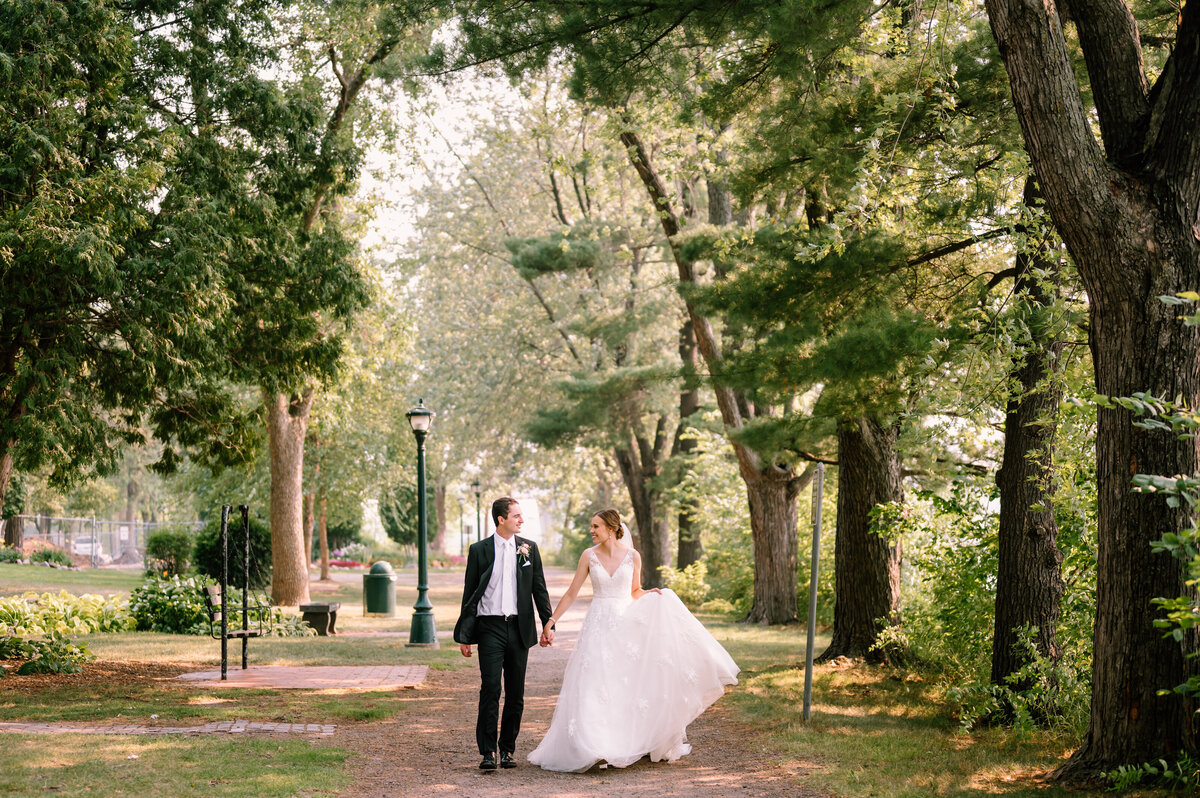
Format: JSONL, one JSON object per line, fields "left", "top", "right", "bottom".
{"left": 1104, "top": 754, "right": 1200, "bottom": 791}
{"left": 0, "top": 547, "right": 20, "bottom": 564}
{"left": 946, "top": 627, "right": 1089, "bottom": 735}
{"left": 877, "top": 482, "right": 1094, "bottom": 732}
{"left": 379, "top": 481, "right": 436, "bottom": 547}
{"left": 144, "top": 527, "right": 194, "bottom": 577}
{"left": 1, "top": 633, "right": 94, "bottom": 675}
{"left": 31, "top": 548, "right": 73, "bottom": 567}
{"left": 192, "top": 515, "right": 272, "bottom": 591}
{"left": 128, "top": 575, "right": 214, "bottom": 635}
{"left": 1, "top": 474, "right": 24, "bottom": 519}
{"left": 658, "top": 561, "right": 711, "bottom": 609}
{"left": 0, "top": 591, "right": 133, "bottom": 636}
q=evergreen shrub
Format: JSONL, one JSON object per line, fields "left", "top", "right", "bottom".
{"left": 193, "top": 514, "right": 272, "bottom": 590}
{"left": 145, "top": 526, "right": 194, "bottom": 577}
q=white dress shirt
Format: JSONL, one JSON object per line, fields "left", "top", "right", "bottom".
{"left": 478, "top": 534, "right": 518, "bottom": 617}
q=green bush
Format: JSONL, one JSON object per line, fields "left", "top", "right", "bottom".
{"left": 129, "top": 575, "right": 214, "bottom": 635}
{"left": 659, "top": 561, "right": 711, "bottom": 609}
{"left": 30, "top": 548, "right": 72, "bottom": 567}
{"left": 0, "top": 546, "right": 20, "bottom": 563}
{"left": 0, "top": 631, "right": 93, "bottom": 674}
{"left": 193, "top": 514, "right": 272, "bottom": 590}
{"left": 0, "top": 591, "right": 133, "bottom": 636}
{"left": 145, "top": 526, "right": 194, "bottom": 577}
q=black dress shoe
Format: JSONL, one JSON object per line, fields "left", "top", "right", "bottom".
{"left": 480, "top": 753, "right": 498, "bottom": 770}
{"left": 500, "top": 752, "right": 516, "bottom": 769}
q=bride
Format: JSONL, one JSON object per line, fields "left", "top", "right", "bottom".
{"left": 528, "top": 509, "right": 739, "bottom": 772}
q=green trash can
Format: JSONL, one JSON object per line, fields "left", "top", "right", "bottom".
{"left": 363, "top": 560, "right": 397, "bottom": 617}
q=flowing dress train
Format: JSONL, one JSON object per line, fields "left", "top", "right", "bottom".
{"left": 528, "top": 546, "right": 739, "bottom": 772}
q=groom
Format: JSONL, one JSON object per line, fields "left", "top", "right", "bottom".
{"left": 454, "top": 497, "right": 554, "bottom": 770}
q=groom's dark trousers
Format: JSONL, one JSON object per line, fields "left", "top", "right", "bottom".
{"left": 454, "top": 535, "right": 552, "bottom": 756}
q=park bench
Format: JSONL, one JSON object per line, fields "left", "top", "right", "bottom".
{"left": 299, "top": 602, "right": 340, "bottom": 636}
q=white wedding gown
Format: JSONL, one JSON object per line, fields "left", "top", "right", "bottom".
{"left": 528, "top": 546, "right": 740, "bottom": 772}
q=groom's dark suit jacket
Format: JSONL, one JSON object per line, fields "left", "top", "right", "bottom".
{"left": 454, "top": 534, "right": 553, "bottom": 649}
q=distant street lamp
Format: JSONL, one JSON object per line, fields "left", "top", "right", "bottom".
{"left": 405, "top": 399, "right": 437, "bottom": 648}
{"left": 472, "top": 479, "right": 482, "bottom": 542}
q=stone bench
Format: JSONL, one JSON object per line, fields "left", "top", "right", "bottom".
{"left": 299, "top": 602, "right": 340, "bottom": 636}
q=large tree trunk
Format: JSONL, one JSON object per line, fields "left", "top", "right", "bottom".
{"left": 675, "top": 319, "right": 703, "bottom": 568}
{"left": 266, "top": 391, "right": 313, "bottom": 606}
{"left": 432, "top": 482, "right": 447, "bottom": 553}
{"left": 985, "top": 0, "right": 1200, "bottom": 776}
{"left": 992, "top": 176, "right": 1066, "bottom": 687}
{"left": 817, "top": 417, "right": 902, "bottom": 661}
{"left": 744, "top": 468, "right": 801, "bottom": 623}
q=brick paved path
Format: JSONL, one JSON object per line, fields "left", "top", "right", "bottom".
{"left": 176, "top": 664, "right": 427, "bottom": 690}
{"left": 0, "top": 720, "right": 335, "bottom": 736}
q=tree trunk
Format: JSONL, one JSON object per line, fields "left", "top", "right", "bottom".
{"left": 675, "top": 319, "right": 703, "bottom": 568}
{"left": 818, "top": 417, "right": 903, "bottom": 661}
{"left": 620, "top": 127, "right": 803, "bottom": 621}
{"left": 985, "top": 0, "right": 1200, "bottom": 776}
{"left": 992, "top": 176, "right": 1066, "bottom": 687}
{"left": 0, "top": 447, "right": 14, "bottom": 521}
{"left": 266, "top": 390, "right": 313, "bottom": 606}
{"left": 3, "top": 517, "right": 20, "bottom": 549}
{"left": 303, "top": 490, "right": 315, "bottom": 570}
{"left": 613, "top": 440, "right": 670, "bottom": 589}
{"left": 318, "top": 492, "right": 330, "bottom": 582}
{"left": 432, "top": 482, "right": 447, "bottom": 553}
{"left": 745, "top": 468, "right": 801, "bottom": 623}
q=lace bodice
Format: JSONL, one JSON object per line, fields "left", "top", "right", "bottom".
{"left": 587, "top": 547, "right": 634, "bottom": 599}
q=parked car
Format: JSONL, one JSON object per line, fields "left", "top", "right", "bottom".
{"left": 71, "top": 536, "right": 101, "bottom": 556}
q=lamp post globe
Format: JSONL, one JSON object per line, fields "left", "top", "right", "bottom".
{"left": 405, "top": 399, "right": 438, "bottom": 648}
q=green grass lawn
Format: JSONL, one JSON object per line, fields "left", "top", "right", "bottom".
{"left": 698, "top": 609, "right": 1171, "bottom": 797}
{"left": 0, "top": 563, "right": 144, "bottom": 596}
{"left": 0, "top": 735, "right": 350, "bottom": 797}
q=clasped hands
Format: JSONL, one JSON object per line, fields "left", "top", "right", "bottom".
{"left": 539, "top": 623, "right": 555, "bottom": 647}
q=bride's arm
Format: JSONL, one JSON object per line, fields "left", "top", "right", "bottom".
{"left": 546, "top": 551, "right": 591, "bottom": 629}
{"left": 630, "top": 551, "right": 662, "bottom": 599}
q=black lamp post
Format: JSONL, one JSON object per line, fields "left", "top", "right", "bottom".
{"left": 405, "top": 399, "right": 437, "bottom": 648}
{"left": 472, "top": 479, "right": 482, "bottom": 542}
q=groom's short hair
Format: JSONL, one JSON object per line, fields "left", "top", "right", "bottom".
{"left": 492, "top": 497, "right": 519, "bottom": 526}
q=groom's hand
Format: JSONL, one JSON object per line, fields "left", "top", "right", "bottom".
{"left": 459, "top": 644, "right": 473, "bottom": 658}
{"left": 539, "top": 627, "right": 554, "bottom": 647}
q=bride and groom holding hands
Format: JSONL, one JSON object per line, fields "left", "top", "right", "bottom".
{"left": 454, "top": 497, "right": 739, "bottom": 773}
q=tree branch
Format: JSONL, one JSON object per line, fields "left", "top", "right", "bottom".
{"left": 1070, "top": 0, "right": 1150, "bottom": 165}
{"left": 1145, "top": 2, "right": 1200, "bottom": 224}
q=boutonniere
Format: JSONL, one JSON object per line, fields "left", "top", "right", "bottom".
{"left": 517, "top": 542, "right": 531, "bottom": 565}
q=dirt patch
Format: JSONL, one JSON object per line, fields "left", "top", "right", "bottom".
{"left": 0, "top": 660, "right": 190, "bottom": 693}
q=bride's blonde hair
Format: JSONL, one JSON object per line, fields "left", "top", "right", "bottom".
{"left": 594, "top": 508, "right": 623, "bottom": 539}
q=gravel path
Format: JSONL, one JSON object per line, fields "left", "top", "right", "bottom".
{"left": 333, "top": 568, "right": 823, "bottom": 798}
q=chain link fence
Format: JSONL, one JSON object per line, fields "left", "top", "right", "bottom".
{"left": 8, "top": 516, "right": 203, "bottom": 568}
